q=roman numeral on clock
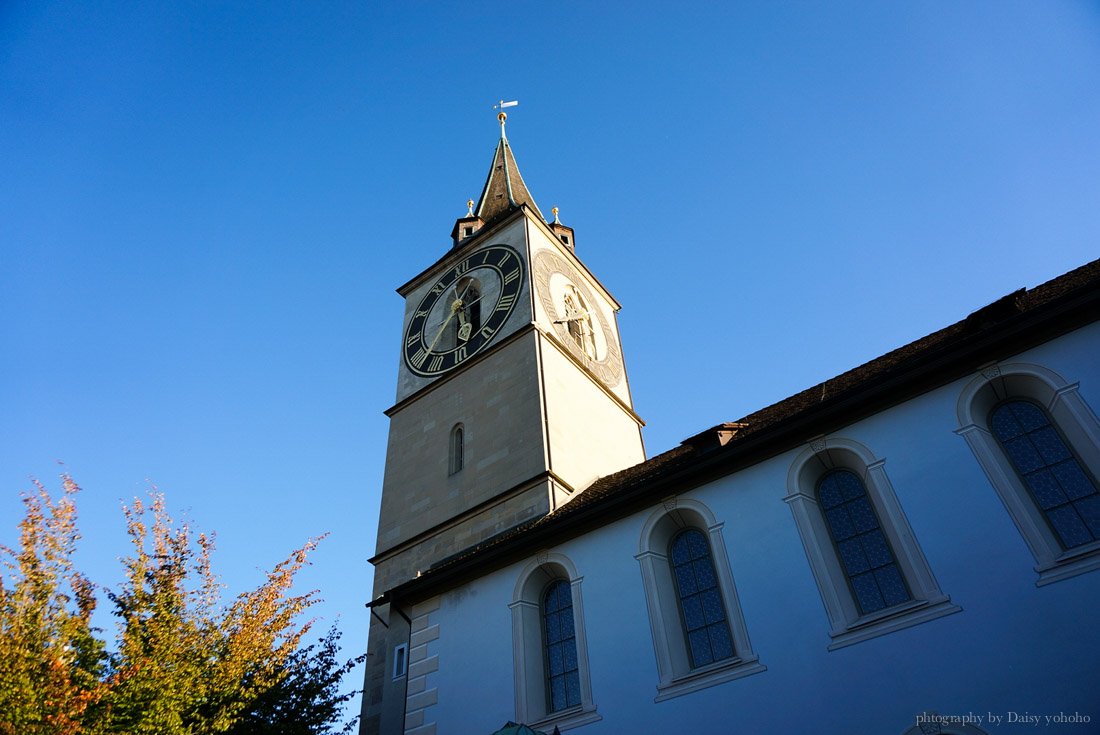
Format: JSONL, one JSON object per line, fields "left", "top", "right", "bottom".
{"left": 495, "top": 294, "right": 516, "bottom": 312}
{"left": 410, "top": 348, "right": 428, "bottom": 369}
{"left": 428, "top": 355, "right": 444, "bottom": 372}
{"left": 503, "top": 268, "right": 520, "bottom": 285}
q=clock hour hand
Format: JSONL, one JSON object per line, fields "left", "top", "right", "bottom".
{"left": 456, "top": 310, "right": 472, "bottom": 341}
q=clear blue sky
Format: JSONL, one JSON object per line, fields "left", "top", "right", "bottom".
{"left": 3, "top": 1, "right": 1098, "bottom": 722}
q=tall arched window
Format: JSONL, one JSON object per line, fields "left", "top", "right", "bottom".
{"left": 786, "top": 438, "right": 958, "bottom": 649}
{"left": 669, "top": 529, "right": 734, "bottom": 667}
{"left": 955, "top": 362, "right": 1100, "bottom": 585}
{"left": 816, "top": 469, "right": 911, "bottom": 615}
{"left": 448, "top": 423, "right": 464, "bottom": 475}
{"left": 542, "top": 579, "right": 581, "bottom": 712}
{"left": 509, "top": 555, "right": 599, "bottom": 729}
{"left": 988, "top": 399, "right": 1099, "bottom": 549}
{"left": 636, "top": 500, "right": 763, "bottom": 701}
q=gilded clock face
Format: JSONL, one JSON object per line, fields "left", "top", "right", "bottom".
{"left": 533, "top": 249, "right": 623, "bottom": 387}
{"left": 403, "top": 245, "right": 524, "bottom": 377}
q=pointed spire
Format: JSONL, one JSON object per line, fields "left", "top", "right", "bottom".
{"left": 473, "top": 111, "right": 545, "bottom": 224}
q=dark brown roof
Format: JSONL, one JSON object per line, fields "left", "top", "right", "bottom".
{"left": 385, "top": 257, "right": 1100, "bottom": 604}
{"left": 474, "top": 128, "right": 545, "bottom": 224}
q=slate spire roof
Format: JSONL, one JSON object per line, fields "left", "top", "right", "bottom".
{"left": 473, "top": 113, "right": 545, "bottom": 223}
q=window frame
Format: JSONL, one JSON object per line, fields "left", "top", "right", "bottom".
{"left": 988, "top": 397, "right": 1100, "bottom": 549}
{"left": 816, "top": 468, "right": 913, "bottom": 616}
{"left": 509, "top": 554, "right": 600, "bottom": 731}
{"left": 540, "top": 579, "right": 582, "bottom": 713}
{"left": 955, "top": 362, "right": 1100, "bottom": 585}
{"left": 636, "top": 498, "right": 764, "bottom": 702}
{"left": 448, "top": 423, "right": 464, "bottom": 476}
{"left": 392, "top": 642, "right": 408, "bottom": 680}
{"left": 785, "top": 437, "right": 960, "bottom": 650}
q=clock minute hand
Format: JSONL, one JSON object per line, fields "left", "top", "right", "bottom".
{"left": 426, "top": 301, "right": 460, "bottom": 355}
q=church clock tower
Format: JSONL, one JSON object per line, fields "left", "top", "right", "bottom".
{"left": 362, "top": 113, "right": 645, "bottom": 735}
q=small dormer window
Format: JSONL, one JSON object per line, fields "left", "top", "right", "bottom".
{"left": 464, "top": 226, "right": 473, "bottom": 237}
{"left": 560, "top": 235, "right": 570, "bottom": 245}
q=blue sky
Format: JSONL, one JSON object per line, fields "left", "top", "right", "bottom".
{"left": 3, "top": 1, "right": 1099, "bottom": 722}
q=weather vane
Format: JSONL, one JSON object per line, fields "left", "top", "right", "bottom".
{"left": 493, "top": 99, "right": 519, "bottom": 130}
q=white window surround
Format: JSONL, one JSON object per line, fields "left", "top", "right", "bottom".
{"left": 785, "top": 437, "right": 960, "bottom": 650}
{"left": 635, "top": 498, "right": 765, "bottom": 702}
{"left": 509, "top": 553, "right": 601, "bottom": 731}
{"left": 955, "top": 361, "right": 1100, "bottom": 586}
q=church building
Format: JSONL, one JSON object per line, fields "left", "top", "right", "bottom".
{"left": 360, "top": 115, "right": 1100, "bottom": 735}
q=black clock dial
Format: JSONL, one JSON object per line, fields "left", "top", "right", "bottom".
{"left": 403, "top": 245, "right": 524, "bottom": 377}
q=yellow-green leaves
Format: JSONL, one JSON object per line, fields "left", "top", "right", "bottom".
{"left": 1, "top": 478, "right": 340, "bottom": 735}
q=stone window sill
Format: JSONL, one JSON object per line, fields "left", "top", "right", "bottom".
{"left": 530, "top": 704, "right": 601, "bottom": 732}
{"left": 1036, "top": 541, "right": 1100, "bottom": 587}
{"left": 827, "top": 597, "right": 961, "bottom": 651}
{"left": 654, "top": 655, "right": 767, "bottom": 703}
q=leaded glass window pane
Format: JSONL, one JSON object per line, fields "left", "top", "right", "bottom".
{"left": 817, "top": 469, "right": 912, "bottom": 615}
{"left": 669, "top": 528, "right": 735, "bottom": 669}
{"left": 541, "top": 579, "right": 581, "bottom": 712}
{"left": 990, "top": 400, "right": 1100, "bottom": 549}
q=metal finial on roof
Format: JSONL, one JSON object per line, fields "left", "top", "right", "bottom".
{"left": 493, "top": 100, "right": 518, "bottom": 140}
{"left": 552, "top": 206, "right": 560, "bottom": 223}
{"left": 471, "top": 99, "right": 544, "bottom": 223}
{"left": 467, "top": 199, "right": 474, "bottom": 216}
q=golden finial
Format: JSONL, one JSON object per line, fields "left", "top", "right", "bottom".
{"left": 467, "top": 199, "right": 474, "bottom": 216}
{"left": 552, "top": 206, "right": 560, "bottom": 223}
{"left": 493, "top": 100, "right": 518, "bottom": 138}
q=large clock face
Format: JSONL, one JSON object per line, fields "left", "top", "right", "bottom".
{"left": 533, "top": 249, "right": 623, "bottom": 387}
{"left": 403, "top": 244, "right": 524, "bottom": 377}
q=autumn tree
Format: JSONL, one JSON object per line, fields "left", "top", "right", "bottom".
{"left": 225, "top": 625, "right": 365, "bottom": 735}
{"left": 1, "top": 477, "right": 362, "bottom": 735}
{"left": 97, "top": 494, "right": 322, "bottom": 735}
{"left": 0, "top": 476, "right": 106, "bottom": 735}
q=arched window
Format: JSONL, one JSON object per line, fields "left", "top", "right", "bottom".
{"left": 542, "top": 579, "right": 581, "bottom": 712}
{"left": 449, "top": 423, "right": 464, "bottom": 475}
{"left": 956, "top": 362, "right": 1100, "bottom": 585}
{"left": 636, "top": 500, "right": 763, "bottom": 701}
{"left": 509, "top": 555, "right": 599, "bottom": 730}
{"left": 988, "top": 399, "right": 1099, "bottom": 549}
{"left": 669, "top": 529, "right": 734, "bottom": 667}
{"left": 817, "top": 469, "right": 911, "bottom": 615}
{"left": 786, "top": 438, "right": 958, "bottom": 649}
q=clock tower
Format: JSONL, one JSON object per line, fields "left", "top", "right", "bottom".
{"left": 362, "top": 114, "right": 645, "bottom": 735}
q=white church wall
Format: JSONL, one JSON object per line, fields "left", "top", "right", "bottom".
{"left": 412, "top": 323, "right": 1100, "bottom": 734}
